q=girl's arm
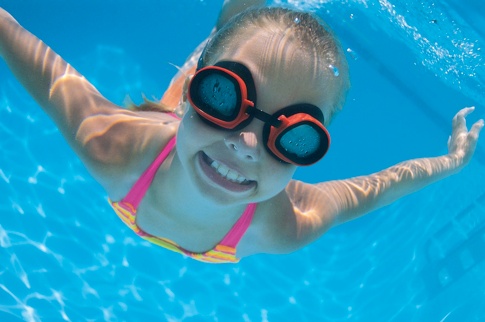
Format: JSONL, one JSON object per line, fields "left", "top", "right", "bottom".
{"left": 0, "top": 8, "right": 176, "bottom": 186}
{"left": 0, "top": 9, "right": 118, "bottom": 128}
{"left": 282, "top": 107, "right": 483, "bottom": 248}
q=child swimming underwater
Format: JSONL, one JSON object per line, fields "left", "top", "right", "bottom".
{"left": 0, "top": 1, "right": 483, "bottom": 263}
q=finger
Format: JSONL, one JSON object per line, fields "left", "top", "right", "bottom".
{"left": 465, "top": 121, "right": 483, "bottom": 156}
{"left": 454, "top": 106, "right": 474, "bottom": 123}
{"left": 460, "top": 106, "right": 475, "bottom": 118}
{"left": 468, "top": 119, "right": 485, "bottom": 141}
{"left": 452, "top": 106, "right": 475, "bottom": 131}
{"left": 467, "top": 134, "right": 479, "bottom": 156}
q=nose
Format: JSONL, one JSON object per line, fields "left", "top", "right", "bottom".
{"left": 224, "top": 132, "right": 261, "bottom": 161}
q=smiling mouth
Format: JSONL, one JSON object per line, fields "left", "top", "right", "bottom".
{"left": 198, "top": 152, "right": 257, "bottom": 192}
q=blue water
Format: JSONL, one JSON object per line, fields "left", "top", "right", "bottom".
{"left": 1, "top": 1, "right": 484, "bottom": 321}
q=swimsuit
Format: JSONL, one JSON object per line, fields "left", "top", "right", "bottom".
{"left": 109, "top": 137, "right": 257, "bottom": 263}
{"left": 109, "top": 61, "right": 257, "bottom": 263}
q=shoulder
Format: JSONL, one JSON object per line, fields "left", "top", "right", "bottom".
{"left": 240, "top": 179, "right": 338, "bottom": 257}
{"left": 78, "top": 109, "right": 180, "bottom": 197}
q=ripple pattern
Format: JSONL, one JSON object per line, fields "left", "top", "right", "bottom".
{"left": 1, "top": 32, "right": 485, "bottom": 322}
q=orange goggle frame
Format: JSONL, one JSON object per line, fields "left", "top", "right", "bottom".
{"left": 187, "top": 62, "right": 330, "bottom": 166}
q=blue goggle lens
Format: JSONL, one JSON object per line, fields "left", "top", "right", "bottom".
{"left": 279, "top": 124, "right": 321, "bottom": 158}
{"left": 197, "top": 73, "right": 238, "bottom": 117}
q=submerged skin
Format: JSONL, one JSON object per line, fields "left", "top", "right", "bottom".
{"left": 0, "top": 2, "right": 483, "bottom": 259}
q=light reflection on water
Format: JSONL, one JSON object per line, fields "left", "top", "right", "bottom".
{"left": 1, "top": 1, "right": 485, "bottom": 321}
{"left": 274, "top": 0, "right": 485, "bottom": 105}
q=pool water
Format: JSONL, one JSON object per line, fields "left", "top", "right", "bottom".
{"left": 0, "top": 1, "right": 484, "bottom": 321}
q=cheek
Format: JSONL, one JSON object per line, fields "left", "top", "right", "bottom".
{"left": 176, "top": 110, "right": 203, "bottom": 160}
{"left": 257, "top": 161, "right": 296, "bottom": 198}
{"left": 176, "top": 108, "right": 222, "bottom": 156}
{"left": 275, "top": 165, "right": 296, "bottom": 187}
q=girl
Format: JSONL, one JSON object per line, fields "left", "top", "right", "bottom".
{"left": 0, "top": 1, "right": 482, "bottom": 264}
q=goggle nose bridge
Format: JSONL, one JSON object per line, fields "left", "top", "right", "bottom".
{"left": 245, "top": 105, "right": 283, "bottom": 129}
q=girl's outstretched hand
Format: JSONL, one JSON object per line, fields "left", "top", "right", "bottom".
{"left": 448, "top": 106, "right": 484, "bottom": 170}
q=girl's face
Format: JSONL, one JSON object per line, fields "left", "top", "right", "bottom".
{"left": 176, "top": 30, "right": 333, "bottom": 206}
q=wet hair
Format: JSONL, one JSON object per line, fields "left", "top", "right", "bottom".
{"left": 199, "top": 6, "right": 350, "bottom": 125}
{"left": 131, "top": 6, "right": 350, "bottom": 125}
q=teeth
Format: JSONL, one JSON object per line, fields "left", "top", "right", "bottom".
{"left": 210, "top": 160, "right": 249, "bottom": 184}
{"left": 216, "top": 164, "right": 229, "bottom": 177}
{"left": 226, "top": 171, "right": 238, "bottom": 181}
{"left": 236, "top": 176, "right": 245, "bottom": 183}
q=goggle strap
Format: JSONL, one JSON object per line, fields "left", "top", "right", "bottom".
{"left": 246, "top": 105, "right": 282, "bottom": 128}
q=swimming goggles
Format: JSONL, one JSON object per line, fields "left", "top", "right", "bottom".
{"left": 187, "top": 61, "right": 330, "bottom": 166}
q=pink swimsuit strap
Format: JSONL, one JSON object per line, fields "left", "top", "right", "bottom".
{"left": 123, "top": 136, "right": 177, "bottom": 209}
{"left": 120, "top": 136, "right": 256, "bottom": 249}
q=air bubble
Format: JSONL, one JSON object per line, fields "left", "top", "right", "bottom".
{"left": 329, "top": 64, "right": 340, "bottom": 77}
{"left": 294, "top": 17, "right": 300, "bottom": 24}
{"left": 347, "top": 48, "right": 358, "bottom": 60}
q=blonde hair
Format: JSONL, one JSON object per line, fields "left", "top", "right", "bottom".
{"left": 130, "top": 6, "right": 350, "bottom": 124}
{"left": 124, "top": 94, "right": 172, "bottom": 113}
{"left": 200, "top": 7, "right": 350, "bottom": 124}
